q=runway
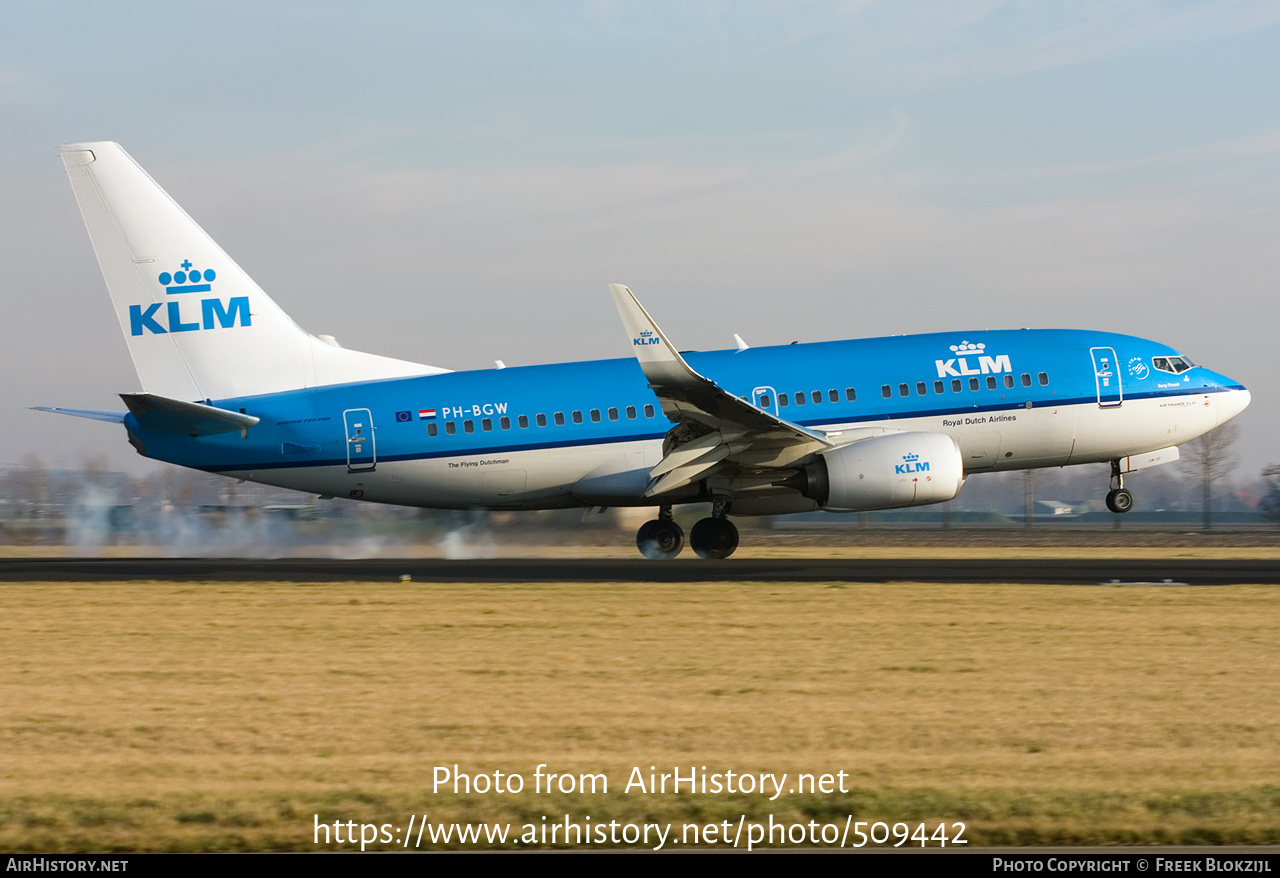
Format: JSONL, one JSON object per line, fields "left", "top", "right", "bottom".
{"left": 0, "top": 557, "right": 1276, "bottom": 584}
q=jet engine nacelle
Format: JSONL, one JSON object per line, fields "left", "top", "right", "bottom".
{"left": 795, "top": 431, "right": 964, "bottom": 512}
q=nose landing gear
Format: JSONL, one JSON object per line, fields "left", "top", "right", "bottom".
{"left": 1105, "top": 460, "right": 1134, "bottom": 513}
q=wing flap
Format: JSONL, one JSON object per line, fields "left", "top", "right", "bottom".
{"left": 647, "top": 445, "right": 733, "bottom": 495}
{"left": 649, "top": 429, "right": 746, "bottom": 478}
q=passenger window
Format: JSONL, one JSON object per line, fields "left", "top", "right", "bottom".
{"left": 500, "top": 416, "right": 510, "bottom": 430}
{"left": 589, "top": 409, "right": 600, "bottom": 423}
{"left": 986, "top": 376, "right": 996, "bottom": 390}
{"left": 644, "top": 404, "right": 655, "bottom": 418}
{"left": 795, "top": 392, "right": 806, "bottom": 406}
{"left": 916, "top": 382, "right": 927, "bottom": 395}
{"left": 952, "top": 378, "right": 962, "bottom": 392}
{"left": 812, "top": 390, "right": 822, "bottom": 404}
{"left": 969, "top": 377, "right": 980, "bottom": 391}
{"left": 1038, "top": 372, "right": 1049, "bottom": 385}
{"left": 427, "top": 422, "right": 438, "bottom": 437}
{"left": 845, "top": 387, "right": 856, "bottom": 401}
{"left": 554, "top": 412, "right": 565, "bottom": 426}
{"left": 829, "top": 389, "right": 838, "bottom": 403}
{"left": 898, "top": 383, "right": 909, "bottom": 397}
{"left": 779, "top": 393, "right": 789, "bottom": 407}
{"left": 518, "top": 415, "right": 529, "bottom": 429}
{"left": 882, "top": 385, "right": 891, "bottom": 398}
{"left": 934, "top": 380, "right": 944, "bottom": 394}
{"left": 626, "top": 406, "right": 637, "bottom": 419}
{"left": 536, "top": 414, "right": 547, "bottom": 427}
{"left": 1004, "top": 374, "right": 1014, "bottom": 389}
{"left": 1021, "top": 373, "right": 1031, "bottom": 387}
{"left": 608, "top": 407, "right": 618, "bottom": 421}
{"left": 446, "top": 421, "right": 456, "bottom": 435}
{"left": 758, "top": 394, "right": 771, "bottom": 408}
{"left": 572, "top": 411, "right": 583, "bottom": 424}
{"left": 481, "top": 418, "right": 492, "bottom": 432}
{"left": 464, "top": 420, "right": 474, "bottom": 433}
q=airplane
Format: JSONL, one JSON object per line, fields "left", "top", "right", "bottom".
{"left": 38, "top": 141, "right": 1251, "bottom": 559}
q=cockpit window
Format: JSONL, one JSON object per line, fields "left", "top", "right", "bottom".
{"left": 1153, "top": 356, "right": 1195, "bottom": 375}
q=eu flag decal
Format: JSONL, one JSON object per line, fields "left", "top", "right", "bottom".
{"left": 395, "top": 411, "right": 412, "bottom": 422}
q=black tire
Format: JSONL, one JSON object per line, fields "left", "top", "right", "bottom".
{"left": 1111, "top": 488, "right": 1134, "bottom": 514}
{"left": 690, "top": 517, "right": 740, "bottom": 560}
{"left": 637, "top": 519, "right": 684, "bottom": 559}
{"left": 1105, "top": 488, "right": 1135, "bottom": 513}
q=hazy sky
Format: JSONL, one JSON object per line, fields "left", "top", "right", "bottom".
{"left": 4, "top": 1, "right": 1278, "bottom": 485}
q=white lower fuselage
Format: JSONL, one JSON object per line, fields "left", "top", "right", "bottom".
{"left": 221, "top": 389, "right": 1246, "bottom": 512}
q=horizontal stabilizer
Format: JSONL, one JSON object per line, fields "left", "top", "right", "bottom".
{"left": 31, "top": 406, "right": 126, "bottom": 424}
{"left": 119, "top": 392, "right": 260, "bottom": 437}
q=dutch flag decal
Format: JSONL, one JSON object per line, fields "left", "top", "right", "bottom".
{"left": 419, "top": 408, "right": 436, "bottom": 419}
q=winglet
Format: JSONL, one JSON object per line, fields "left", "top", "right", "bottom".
{"left": 609, "top": 284, "right": 698, "bottom": 387}
{"left": 608, "top": 284, "right": 833, "bottom": 449}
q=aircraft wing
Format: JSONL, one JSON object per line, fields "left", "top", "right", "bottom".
{"left": 610, "top": 284, "right": 833, "bottom": 495}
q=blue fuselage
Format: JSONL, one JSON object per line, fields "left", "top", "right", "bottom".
{"left": 122, "top": 327, "right": 1246, "bottom": 512}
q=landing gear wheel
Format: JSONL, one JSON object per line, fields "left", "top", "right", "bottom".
{"left": 1105, "top": 488, "right": 1134, "bottom": 514}
{"left": 690, "top": 517, "right": 739, "bottom": 559}
{"left": 637, "top": 519, "right": 684, "bottom": 559}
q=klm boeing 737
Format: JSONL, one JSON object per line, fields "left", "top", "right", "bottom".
{"left": 40, "top": 142, "right": 1251, "bottom": 559}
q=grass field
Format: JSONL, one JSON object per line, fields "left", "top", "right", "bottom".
{"left": 1, "top": 578, "right": 1278, "bottom": 850}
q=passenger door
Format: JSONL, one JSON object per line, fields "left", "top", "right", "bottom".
{"left": 343, "top": 408, "right": 377, "bottom": 472}
{"left": 1090, "top": 347, "right": 1123, "bottom": 408}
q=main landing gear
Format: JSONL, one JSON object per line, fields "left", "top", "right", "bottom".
{"left": 636, "top": 501, "right": 740, "bottom": 560}
{"left": 690, "top": 499, "right": 739, "bottom": 560}
{"left": 1105, "top": 459, "right": 1134, "bottom": 514}
{"left": 637, "top": 506, "right": 684, "bottom": 560}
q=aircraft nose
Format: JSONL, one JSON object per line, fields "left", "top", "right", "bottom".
{"left": 1218, "top": 387, "right": 1250, "bottom": 426}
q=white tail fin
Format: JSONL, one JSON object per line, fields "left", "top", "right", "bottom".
{"left": 60, "top": 142, "right": 447, "bottom": 402}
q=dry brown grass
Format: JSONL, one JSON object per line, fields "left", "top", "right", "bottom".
{"left": 1, "top": 579, "right": 1278, "bottom": 849}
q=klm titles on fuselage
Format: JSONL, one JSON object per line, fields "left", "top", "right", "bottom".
{"left": 128, "top": 260, "right": 250, "bottom": 336}
{"left": 935, "top": 341, "right": 1010, "bottom": 378}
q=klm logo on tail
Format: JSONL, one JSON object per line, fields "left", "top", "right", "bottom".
{"left": 129, "top": 259, "right": 251, "bottom": 336}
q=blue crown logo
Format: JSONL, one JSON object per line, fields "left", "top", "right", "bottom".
{"left": 640, "top": 330, "right": 653, "bottom": 337}
{"left": 903, "top": 453, "right": 919, "bottom": 462}
{"left": 159, "top": 259, "right": 216, "bottom": 295}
